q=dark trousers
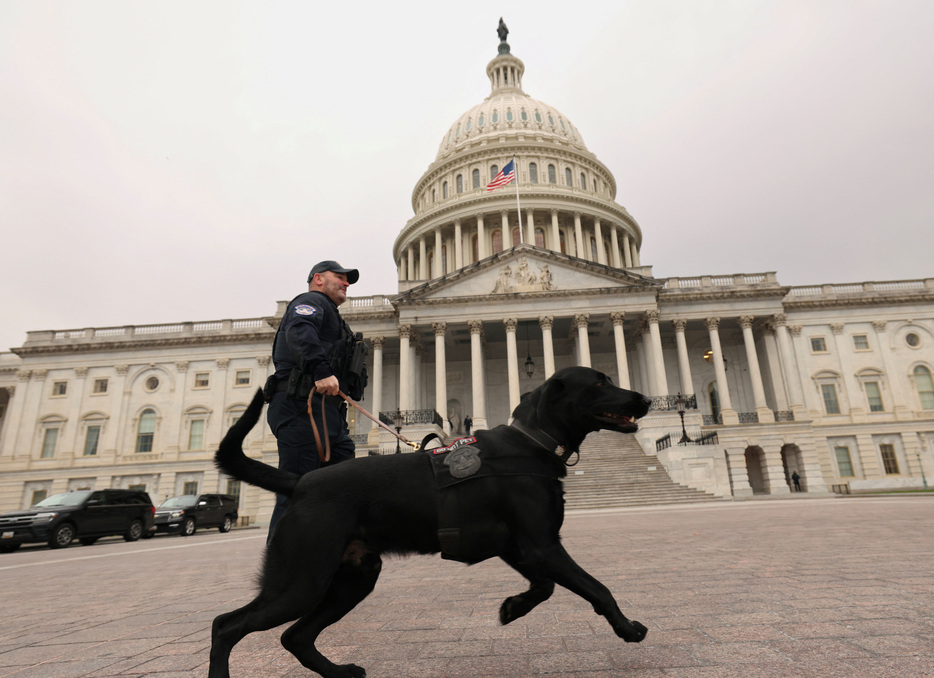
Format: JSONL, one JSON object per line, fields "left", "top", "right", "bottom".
{"left": 266, "top": 391, "right": 355, "bottom": 541}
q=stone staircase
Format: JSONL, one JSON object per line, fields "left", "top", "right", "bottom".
{"left": 563, "top": 430, "right": 724, "bottom": 510}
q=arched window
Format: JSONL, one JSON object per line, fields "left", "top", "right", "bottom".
{"left": 472, "top": 169, "right": 480, "bottom": 189}
{"left": 534, "top": 228, "right": 545, "bottom": 248}
{"left": 136, "top": 409, "right": 156, "bottom": 453}
{"left": 491, "top": 230, "right": 503, "bottom": 254}
{"left": 432, "top": 189, "right": 436, "bottom": 203}
{"left": 914, "top": 365, "right": 934, "bottom": 409}
{"left": 490, "top": 165, "right": 498, "bottom": 182}
{"left": 580, "top": 172, "right": 586, "bottom": 189}
{"left": 565, "top": 168, "right": 573, "bottom": 186}
{"left": 529, "top": 163, "right": 538, "bottom": 183}
{"left": 547, "top": 164, "right": 556, "bottom": 184}
{"left": 512, "top": 227, "right": 521, "bottom": 246}
{"left": 456, "top": 174, "right": 463, "bottom": 194}
{"left": 492, "top": 110, "right": 499, "bottom": 124}
{"left": 442, "top": 181, "right": 448, "bottom": 199}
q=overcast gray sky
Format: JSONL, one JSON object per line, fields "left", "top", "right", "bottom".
{"left": 1, "top": 0, "right": 931, "bottom": 353}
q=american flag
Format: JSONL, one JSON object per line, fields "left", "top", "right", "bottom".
{"left": 486, "top": 159, "right": 516, "bottom": 192}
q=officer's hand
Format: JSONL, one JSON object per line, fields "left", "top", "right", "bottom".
{"left": 315, "top": 375, "right": 340, "bottom": 396}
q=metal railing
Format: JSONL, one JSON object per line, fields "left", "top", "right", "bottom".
{"left": 655, "top": 430, "right": 719, "bottom": 452}
{"left": 379, "top": 409, "right": 444, "bottom": 428}
{"left": 649, "top": 394, "right": 698, "bottom": 411}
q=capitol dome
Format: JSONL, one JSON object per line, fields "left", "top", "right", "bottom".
{"left": 435, "top": 52, "right": 589, "bottom": 161}
{"left": 394, "top": 23, "right": 643, "bottom": 290}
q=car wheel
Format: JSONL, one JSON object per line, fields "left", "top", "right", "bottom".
{"left": 0, "top": 543, "right": 21, "bottom": 554}
{"left": 49, "top": 523, "right": 75, "bottom": 549}
{"left": 80, "top": 537, "right": 99, "bottom": 546}
{"left": 180, "top": 517, "right": 196, "bottom": 537}
{"left": 124, "top": 519, "right": 144, "bottom": 542}
{"left": 219, "top": 515, "right": 233, "bottom": 533}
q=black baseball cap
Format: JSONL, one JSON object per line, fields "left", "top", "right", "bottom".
{"left": 307, "top": 260, "right": 359, "bottom": 284}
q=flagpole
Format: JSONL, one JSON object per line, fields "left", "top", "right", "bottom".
{"left": 514, "top": 157, "right": 523, "bottom": 244}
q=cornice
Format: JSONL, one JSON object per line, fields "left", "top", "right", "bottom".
{"left": 395, "top": 284, "right": 658, "bottom": 310}
{"left": 782, "top": 291, "right": 934, "bottom": 311}
{"left": 11, "top": 331, "right": 274, "bottom": 358}
{"left": 660, "top": 287, "right": 790, "bottom": 304}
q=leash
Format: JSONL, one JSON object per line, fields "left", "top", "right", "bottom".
{"left": 307, "top": 390, "right": 422, "bottom": 462}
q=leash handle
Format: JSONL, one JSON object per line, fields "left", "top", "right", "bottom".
{"left": 306, "top": 393, "right": 331, "bottom": 463}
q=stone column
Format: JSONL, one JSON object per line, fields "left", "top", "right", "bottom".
{"left": 504, "top": 318, "right": 521, "bottom": 416}
{"left": 550, "top": 210, "right": 560, "bottom": 254}
{"left": 1, "top": 373, "right": 30, "bottom": 460}
{"left": 539, "top": 316, "right": 556, "bottom": 378}
{"left": 453, "top": 219, "right": 463, "bottom": 270}
{"left": 407, "top": 244, "right": 416, "bottom": 282}
{"left": 706, "top": 317, "right": 738, "bottom": 424}
{"left": 763, "top": 447, "right": 792, "bottom": 495}
{"left": 433, "top": 229, "right": 443, "bottom": 278}
{"left": 830, "top": 322, "right": 862, "bottom": 418}
{"left": 398, "top": 252, "right": 407, "bottom": 282}
{"left": 477, "top": 214, "right": 487, "bottom": 260}
{"left": 67, "top": 367, "right": 90, "bottom": 454}
{"left": 398, "top": 325, "right": 412, "bottom": 410}
{"left": 609, "top": 226, "right": 622, "bottom": 268}
{"left": 418, "top": 237, "right": 427, "bottom": 280}
{"left": 574, "top": 313, "right": 591, "bottom": 367}
{"left": 739, "top": 316, "right": 774, "bottom": 422}
{"left": 573, "top": 213, "right": 584, "bottom": 259}
{"left": 632, "top": 240, "right": 641, "bottom": 266}
{"left": 468, "top": 320, "right": 487, "bottom": 430}
{"left": 672, "top": 319, "right": 695, "bottom": 396}
{"left": 501, "top": 210, "right": 510, "bottom": 247}
{"left": 370, "top": 337, "right": 384, "bottom": 433}
{"left": 646, "top": 310, "right": 668, "bottom": 396}
{"left": 772, "top": 314, "right": 806, "bottom": 416}
{"left": 871, "top": 320, "right": 910, "bottom": 420}
{"left": 594, "top": 218, "right": 607, "bottom": 264}
{"left": 526, "top": 208, "right": 535, "bottom": 245}
{"left": 433, "top": 323, "right": 449, "bottom": 434}
{"left": 610, "top": 312, "right": 631, "bottom": 389}
{"left": 622, "top": 232, "right": 633, "bottom": 267}
{"left": 725, "top": 447, "right": 754, "bottom": 497}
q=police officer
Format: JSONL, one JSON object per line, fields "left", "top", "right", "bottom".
{"left": 264, "top": 260, "right": 367, "bottom": 539}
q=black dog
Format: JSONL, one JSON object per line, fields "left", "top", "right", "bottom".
{"left": 210, "top": 366, "right": 652, "bottom": 678}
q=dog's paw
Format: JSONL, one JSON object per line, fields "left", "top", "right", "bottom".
{"left": 330, "top": 663, "right": 366, "bottom": 678}
{"left": 499, "top": 595, "right": 532, "bottom": 625}
{"left": 621, "top": 619, "right": 648, "bottom": 643}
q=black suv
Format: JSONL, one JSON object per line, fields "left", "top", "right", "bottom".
{"left": 153, "top": 494, "right": 238, "bottom": 536}
{"left": 0, "top": 489, "right": 155, "bottom": 552}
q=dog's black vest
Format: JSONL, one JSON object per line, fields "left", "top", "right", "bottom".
{"left": 427, "top": 436, "right": 561, "bottom": 563}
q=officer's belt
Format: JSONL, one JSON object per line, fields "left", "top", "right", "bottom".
{"left": 269, "top": 378, "right": 344, "bottom": 407}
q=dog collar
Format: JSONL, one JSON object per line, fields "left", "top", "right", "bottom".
{"left": 510, "top": 421, "right": 571, "bottom": 458}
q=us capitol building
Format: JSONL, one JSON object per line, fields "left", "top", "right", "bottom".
{"left": 1, "top": 28, "right": 932, "bottom": 525}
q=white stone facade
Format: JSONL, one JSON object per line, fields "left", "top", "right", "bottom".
{"left": 1, "top": 35, "right": 932, "bottom": 524}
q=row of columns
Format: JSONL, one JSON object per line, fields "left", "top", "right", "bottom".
{"left": 399, "top": 210, "right": 642, "bottom": 282}
{"left": 366, "top": 312, "right": 808, "bottom": 434}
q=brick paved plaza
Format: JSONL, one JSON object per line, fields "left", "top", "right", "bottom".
{"left": 1, "top": 495, "right": 932, "bottom": 677}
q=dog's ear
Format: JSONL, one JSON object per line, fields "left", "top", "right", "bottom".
{"left": 536, "top": 376, "right": 566, "bottom": 423}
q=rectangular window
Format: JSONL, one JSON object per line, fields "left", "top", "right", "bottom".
{"left": 865, "top": 382, "right": 884, "bottom": 412}
{"left": 183, "top": 481, "right": 199, "bottom": 495}
{"left": 235, "top": 370, "right": 251, "bottom": 386}
{"left": 41, "top": 428, "right": 59, "bottom": 458}
{"left": 810, "top": 337, "right": 827, "bottom": 353}
{"left": 821, "top": 383, "right": 840, "bottom": 414}
{"left": 84, "top": 425, "right": 101, "bottom": 456}
{"left": 226, "top": 479, "right": 241, "bottom": 503}
{"left": 834, "top": 446, "right": 854, "bottom": 477}
{"left": 188, "top": 419, "right": 205, "bottom": 451}
{"left": 853, "top": 335, "right": 870, "bottom": 350}
{"left": 52, "top": 381, "right": 67, "bottom": 396}
{"left": 880, "top": 443, "right": 900, "bottom": 474}
{"left": 93, "top": 378, "right": 108, "bottom": 394}
{"left": 194, "top": 372, "right": 210, "bottom": 388}
{"left": 30, "top": 490, "right": 47, "bottom": 506}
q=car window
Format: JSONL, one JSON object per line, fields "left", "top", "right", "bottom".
{"left": 33, "top": 491, "right": 92, "bottom": 508}
{"left": 159, "top": 496, "right": 198, "bottom": 509}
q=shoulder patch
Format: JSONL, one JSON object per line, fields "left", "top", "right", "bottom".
{"left": 294, "top": 304, "right": 316, "bottom": 316}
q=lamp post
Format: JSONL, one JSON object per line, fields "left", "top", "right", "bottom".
{"left": 524, "top": 321, "right": 535, "bottom": 378}
{"left": 392, "top": 411, "right": 404, "bottom": 455}
{"left": 677, "top": 392, "right": 692, "bottom": 444}
{"left": 918, "top": 451, "right": 929, "bottom": 490}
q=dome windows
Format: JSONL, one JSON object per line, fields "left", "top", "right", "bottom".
{"left": 548, "top": 114, "right": 555, "bottom": 127}
{"left": 456, "top": 174, "right": 463, "bottom": 194}
{"left": 535, "top": 111, "right": 542, "bottom": 123}
{"left": 565, "top": 168, "right": 573, "bottom": 186}
{"left": 478, "top": 114, "right": 485, "bottom": 127}
{"left": 580, "top": 172, "right": 587, "bottom": 189}
{"left": 455, "top": 124, "right": 460, "bottom": 139}
{"left": 490, "top": 165, "right": 499, "bottom": 181}
{"left": 529, "top": 163, "right": 538, "bottom": 183}
{"left": 520, "top": 109, "right": 528, "bottom": 122}
{"left": 506, "top": 109, "right": 513, "bottom": 122}
{"left": 492, "top": 110, "right": 499, "bottom": 124}
{"left": 443, "top": 181, "right": 448, "bottom": 199}
{"left": 548, "top": 164, "right": 556, "bottom": 184}
{"left": 472, "top": 169, "right": 480, "bottom": 189}
{"left": 466, "top": 118, "right": 471, "bottom": 132}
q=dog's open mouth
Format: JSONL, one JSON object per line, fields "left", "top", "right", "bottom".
{"left": 595, "top": 412, "right": 638, "bottom": 431}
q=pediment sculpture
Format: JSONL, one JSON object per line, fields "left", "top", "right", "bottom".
{"left": 491, "top": 258, "right": 556, "bottom": 293}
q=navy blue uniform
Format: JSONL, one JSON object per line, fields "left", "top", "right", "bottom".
{"left": 266, "top": 290, "right": 355, "bottom": 537}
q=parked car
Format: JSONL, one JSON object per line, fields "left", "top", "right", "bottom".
{"left": 0, "top": 489, "right": 155, "bottom": 552}
{"left": 153, "top": 494, "right": 238, "bottom": 536}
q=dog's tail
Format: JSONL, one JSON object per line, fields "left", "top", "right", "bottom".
{"left": 215, "top": 388, "right": 299, "bottom": 498}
